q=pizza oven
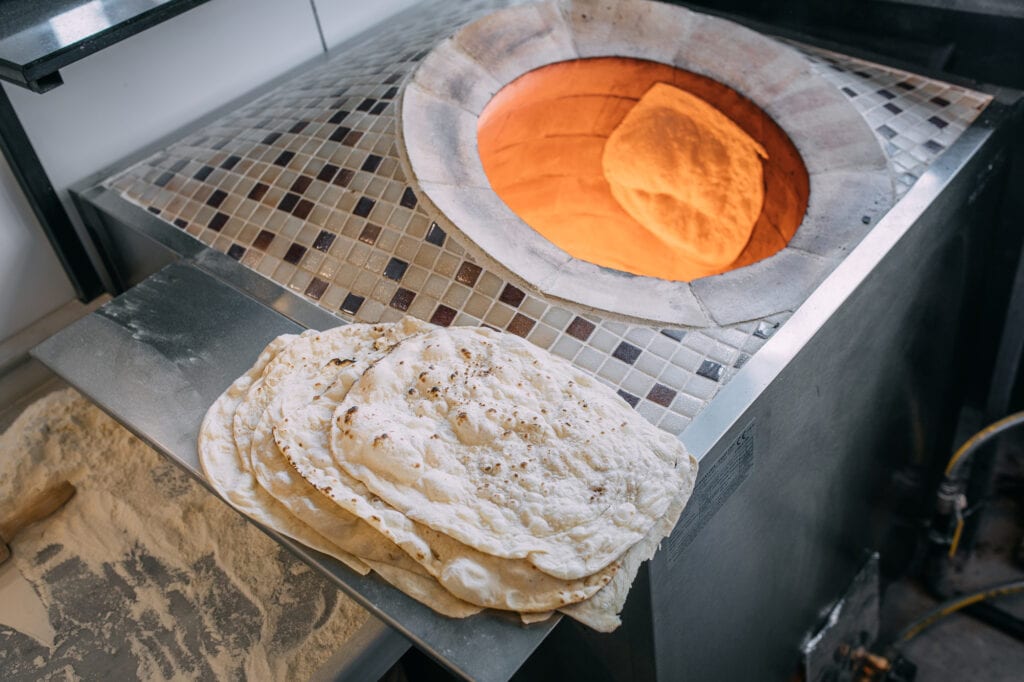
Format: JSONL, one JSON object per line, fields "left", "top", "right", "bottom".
{"left": 32, "top": 0, "right": 1018, "bottom": 679}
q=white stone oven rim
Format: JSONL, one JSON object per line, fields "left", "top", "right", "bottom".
{"left": 397, "top": 0, "right": 895, "bottom": 328}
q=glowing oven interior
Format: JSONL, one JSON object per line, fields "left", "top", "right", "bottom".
{"left": 477, "top": 57, "right": 810, "bottom": 281}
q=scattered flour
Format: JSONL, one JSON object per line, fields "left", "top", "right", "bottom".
{"left": 0, "top": 388, "right": 368, "bottom": 680}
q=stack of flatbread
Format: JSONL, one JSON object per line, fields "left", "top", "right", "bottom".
{"left": 199, "top": 317, "right": 697, "bottom": 631}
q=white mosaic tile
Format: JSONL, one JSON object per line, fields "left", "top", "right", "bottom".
{"left": 107, "top": 0, "right": 991, "bottom": 438}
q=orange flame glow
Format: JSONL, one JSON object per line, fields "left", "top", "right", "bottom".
{"left": 477, "top": 58, "right": 808, "bottom": 281}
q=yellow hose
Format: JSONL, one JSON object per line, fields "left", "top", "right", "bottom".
{"left": 944, "top": 411, "right": 1024, "bottom": 478}
{"left": 947, "top": 515, "right": 965, "bottom": 558}
{"left": 941, "top": 410, "right": 1024, "bottom": 558}
{"left": 897, "top": 579, "right": 1024, "bottom": 644}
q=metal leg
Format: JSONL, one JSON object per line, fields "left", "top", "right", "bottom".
{"left": 0, "top": 85, "right": 103, "bottom": 301}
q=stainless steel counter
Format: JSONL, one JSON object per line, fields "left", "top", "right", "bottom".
{"left": 32, "top": 255, "right": 557, "bottom": 682}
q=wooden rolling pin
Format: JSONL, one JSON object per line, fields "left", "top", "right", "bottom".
{"left": 0, "top": 481, "right": 76, "bottom": 564}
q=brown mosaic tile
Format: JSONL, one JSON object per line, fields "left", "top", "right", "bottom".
{"left": 389, "top": 287, "right": 415, "bottom": 311}
{"left": 291, "top": 176, "right": 313, "bottom": 194}
{"left": 283, "top": 243, "right": 307, "bottom": 265}
{"left": 293, "top": 199, "right": 314, "bottom": 220}
{"left": 647, "top": 384, "right": 677, "bottom": 407}
{"left": 455, "top": 262, "right": 482, "bottom": 287}
{"left": 208, "top": 212, "right": 229, "bottom": 232}
{"left": 566, "top": 316, "right": 595, "bottom": 341}
{"left": 305, "top": 277, "right": 329, "bottom": 300}
{"left": 207, "top": 190, "right": 227, "bottom": 208}
{"left": 507, "top": 313, "right": 535, "bottom": 338}
{"left": 248, "top": 183, "right": 269, "bottom": 201}
{"left": 253, "top": 230, "right": 275, "bottom": 251}
{"left": 498, "top": 283, "right": 525, "bottom": 308}
{"left": 359, "top": 224, "right": 381, "bottom": 245}
{"left": 278, "top": 193, "right": 300, "bottom": 213}
{"left": 318, "top": 164, "right": 339, "bottom": 182}
{"left": 430, "top": 304, "right": 457, "bottom": 327}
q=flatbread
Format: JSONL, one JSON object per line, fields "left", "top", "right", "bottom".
{"left": 204, "top": 322, "right": 697, "bottom": 629}
{"left": 274, "top": 324, "right": 619, "bottom": 612}
{"left": 363, "top": 560, "right": 482, "bottom": 618}
{"left": 603, "top": 82, "right": 768, "bottom": 273}
{"left": 562, "top": 474, "right": 695, "bottom": 632}
{"left": 242, "top": 321, "right": 482, "bottom": 617}
{"left": 246, "top": 320, "right": 431, "bottom": 570}
{"left": 328, "top": 326, "right": 696, "bottom": 580}
{"left": 197, "top": 333, "right": 369, "bottom": 575}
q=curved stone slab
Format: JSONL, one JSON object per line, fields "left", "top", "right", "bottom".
{"left": 396, "top": 0, "right": 893, "bottom": 326}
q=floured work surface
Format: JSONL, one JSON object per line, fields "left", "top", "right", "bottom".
{"left": 0, "top": 388, "right": 369, "bottom": 679}
{"left": 31, "top": 260, "right": 564, "bottom": 682}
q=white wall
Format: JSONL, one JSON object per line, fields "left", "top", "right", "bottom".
{"left": 0, "top": 156, "right": 76, "bottom": 337}
{"left": 0, "top": 0, "right": 420, "bottom": 343}
{"left": 313, "top": 0, "right": 421, "bottom": 50}
{"left": 5, "top": 0, "right": 323, "bottom": 196}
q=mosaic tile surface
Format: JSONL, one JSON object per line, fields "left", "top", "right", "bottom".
{"left": 792, "top": 43, "right": 992, "bottom": 197}
{"left": 105, "top": 0, "right": 991, "bottom": 436}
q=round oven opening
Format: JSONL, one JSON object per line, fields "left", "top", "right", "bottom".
{"left": 476, "top": 57, "right": 809, "bottom": 282}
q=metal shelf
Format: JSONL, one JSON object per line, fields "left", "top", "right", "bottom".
{"left": 32, "top": 254, "right": 557, "bottom": 682}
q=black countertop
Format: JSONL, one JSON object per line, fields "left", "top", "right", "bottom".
{"left": 0, "top": 0, "right": 210, "bottom": 92}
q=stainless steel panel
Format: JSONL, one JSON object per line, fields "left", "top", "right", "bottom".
{"left": 644, "top": 108, "right": 1012, "bottom": 680}
{"left": 31, "top": 260, "right": 557, "bottom": 682}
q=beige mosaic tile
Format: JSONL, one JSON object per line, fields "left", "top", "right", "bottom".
{"left": 106, "top": 0, "right": 991, "bottom": 436}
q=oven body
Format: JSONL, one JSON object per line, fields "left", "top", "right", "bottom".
{"left": 591, "top": 115, "right": 1011, "bottom": 681}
